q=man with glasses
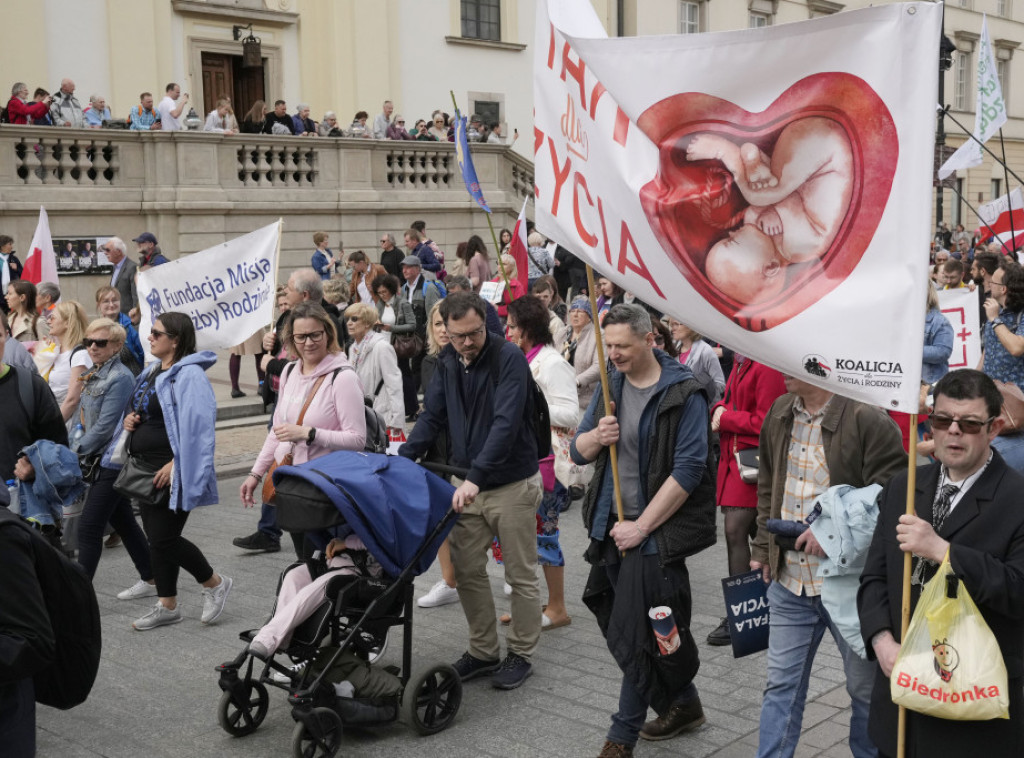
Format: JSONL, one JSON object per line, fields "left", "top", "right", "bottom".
{"left": 750, "top": 374, "right": 905, "bottom": 758}
{"left": 400, "top": 292, "right": 543, "bottom": 691}
{"left": 859, "top": 369, "right": 1024, "bottom": 757}
{"left": 982, "top": 260, "right": 1024, "bottom": 472}
{"left": 379, "top": 233, "right": 402, "bottom": 278}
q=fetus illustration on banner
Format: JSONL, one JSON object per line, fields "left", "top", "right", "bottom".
{"left": 638, "top": 73, "right": 897, "bottom": 331}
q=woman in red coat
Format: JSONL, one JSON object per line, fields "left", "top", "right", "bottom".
{"left": 6, "top": 83, "right": 51, "bottom": 124}
{"left": 707, "top": 356, "right": 787, "bottom": 645}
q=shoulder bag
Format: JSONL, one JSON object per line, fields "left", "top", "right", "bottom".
{"left": 262, "top": 370, "right": 327, "bottom": 504}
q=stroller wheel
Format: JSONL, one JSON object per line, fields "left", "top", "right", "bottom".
{"left": 401, "top": 663, "right": 463, "bottom": 735}
{"left": 217, "top": 680, "right": 269, "bottom": 737}
{"left": 291, "top": 706, "right": 343, "bottom": 758}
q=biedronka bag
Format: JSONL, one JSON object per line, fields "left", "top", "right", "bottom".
{"left": 890, "top": 555, "right": 1009, "bottom": 721}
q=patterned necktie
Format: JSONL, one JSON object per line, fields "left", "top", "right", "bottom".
{"left": 932, "top": 483, "right": 959, "bottom": 532}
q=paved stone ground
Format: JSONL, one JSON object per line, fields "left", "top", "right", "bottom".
{"left": 34, "top": 356, "right": 864, "bottom": 757}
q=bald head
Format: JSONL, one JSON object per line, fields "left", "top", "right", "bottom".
{"left": 60, "top": 79, "right": 75, "bottom": 95}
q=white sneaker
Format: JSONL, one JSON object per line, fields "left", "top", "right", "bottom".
{"left": 417, "top": 580, "right": 460, "bottom": 608}
{"left": 201, "top": 574, "right": 233, "bottom": 624}
{"left": 270, "top": 661, "right": 306, "bottom": 684}
{"left": 133, "top": 601, "right": 182, "bottom": 631}
{"left": 117, "top": 579, "right": 158, "bottom": 600}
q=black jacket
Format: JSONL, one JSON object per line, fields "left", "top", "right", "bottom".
{"left": 400, "top": 332, "right": 539, "bottom": 490}
{"left": 0, "top": 253, "right": 22, "bottom": 313}
{"left": 858, "top": 453, "right": 1024, "bottom": 757}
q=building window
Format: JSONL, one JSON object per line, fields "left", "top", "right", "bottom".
{"left": 957, "top": 0, "right": 972, "bottom": 8}
{"left": 749, "top": 11, "right": 771, "bottom": 28}
{"left": 462, "top": 0, "right": 501, "bottom": 42}
{"left": 998, "top": 0, "right": 1011, "bottom": 16}
{"left": 998, "top": 59, "right": 1010, "bottom": 109}
{"left": 679, "top": 1, "right": 700, "bottom": 34}
{"left": 993, "top": 178, "right": 1003, "bottom": 200}
{"left": 954, "top": 51, "right": 971, "bottom": 111}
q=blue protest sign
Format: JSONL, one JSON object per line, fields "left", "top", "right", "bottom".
{"left": 721, "top": 569, "right": 770, "bottom": 658}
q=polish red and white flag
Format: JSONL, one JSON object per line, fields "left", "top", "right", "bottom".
{"left": 977, "top": 187, "right": 1024, "bottom": 254}
{"left": 508, "top": 197, "right": 530, "bottom": 287}
{"left": 21, "top": 206, "right": 58, "bottom": 285}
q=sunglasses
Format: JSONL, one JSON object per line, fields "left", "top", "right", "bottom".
{"left": 150, "top": 327, "right": 173, "bottom": 339}
{"left": 82, "top": 338, "right": 110, "bottom": 348}
{"left": 930, "top": 414, "right": 996, "bottom": 434}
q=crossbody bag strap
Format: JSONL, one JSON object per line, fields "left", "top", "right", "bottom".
{"left": 296, "top": 375, "right": 327, "bottom": 426}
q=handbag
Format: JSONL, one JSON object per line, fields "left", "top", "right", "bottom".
{"left": 112, "top": 456, "right": 166, "bottom": 506}
{"left": 890, "top": 555, "right": 1009, "bottom": 720}
{"left": 109, "top": 428, "right": 130, "bottom": 466}
{"left": 392, "top": 333, "right": 423, "bottom": 360}
{"left": 553, "top": 425, "right": 591, "bottom": 488}
{"left": 78, "top": 454, "right": 102, "bottom": 484}
{"left": 734, "top": 446, "right": 760, "bottom": 485}
{"left": 262, "top": 372, "right": 327, "bottom": 505}
{"left": 995, "top": 379, "right": 1024, "bottom": 435}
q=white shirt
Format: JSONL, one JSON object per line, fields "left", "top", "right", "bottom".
{"left": 0, "top": 253, "right": 10, "bottom": 292}
{"left": 357, "top": 277, "right": 373, "bottom": 304}
{"left": 48, "top": 347, "right": 93, "bottom": 405}
{"left": 158, "top": 96, "right": 182, "bottom": 131}
{"left": 380, "top": 305, "right": 396, "bottom": 326}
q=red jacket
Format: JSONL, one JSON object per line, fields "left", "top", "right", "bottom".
{"left": 712, "top": 359, "right": 787, "bottom": 508}
{"left": 6, "top": 98, "right": 49, "bottom": 125}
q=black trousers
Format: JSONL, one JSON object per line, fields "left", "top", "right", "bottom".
{"left": 138, "top": 498, "right": 213, "bottom": 598}
{"left": 77, "top": 467, "right": 152, "bottom": 581}
{"left": 0, "top": 678, "right": 34, "bottom": 758}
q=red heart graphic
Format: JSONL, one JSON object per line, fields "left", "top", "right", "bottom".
{"left": 637, "top": 73, "right": 897, "bottom": 332}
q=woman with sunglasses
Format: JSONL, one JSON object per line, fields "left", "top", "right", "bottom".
{"left": 112, "top": 312, "right": 230, "bottom": 631}
{"left": 240, "top": 302, "right": 366, "bottom": 546}
{"left": 74, "top": 318, "right": 153, "bottom": 592}
{"left": 345, "top": 302, "right": 404, "bottom": 435}
{"left": 427, "top": 111, "right": 448, "bottom": 141}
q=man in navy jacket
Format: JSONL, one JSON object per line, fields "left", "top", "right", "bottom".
{"left": 401, "top": 292, "right": 542, "bottom": 691}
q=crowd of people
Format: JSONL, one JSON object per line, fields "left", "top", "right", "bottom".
{"left": 2, "top": 217, "right": 1023, "bottom": 758}
{"left": 4, "top": 81, "right": 515, "bottom": 145}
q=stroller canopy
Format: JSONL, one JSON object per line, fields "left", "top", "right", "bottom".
{"left": 273, "top": 452, "right": 456, "bottom": 577}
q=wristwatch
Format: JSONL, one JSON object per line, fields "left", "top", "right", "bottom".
{"left": 307, "top": 427, "right": 317, "bottom": 444}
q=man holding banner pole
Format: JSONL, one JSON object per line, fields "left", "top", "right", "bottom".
{"left": 571, "top": 303, "right": 716, "bottom": 756}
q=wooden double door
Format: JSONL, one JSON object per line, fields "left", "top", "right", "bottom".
{"left": 201, "top": 52, "right": 266, "bottom": 122}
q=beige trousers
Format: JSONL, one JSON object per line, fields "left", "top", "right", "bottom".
{"left": 450, "top": 473, "right": 543, "bottom": 660}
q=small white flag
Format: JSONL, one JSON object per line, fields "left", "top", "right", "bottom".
{"left": 938, "top": 15, "right": 1007, "bottom": 180}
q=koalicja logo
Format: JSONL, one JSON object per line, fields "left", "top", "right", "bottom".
{"left": 636, "top": 72, "right": 897, "bottom": 332}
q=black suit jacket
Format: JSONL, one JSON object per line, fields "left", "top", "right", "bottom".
{"left": 112, "top": 257, "right": 138, "bottom": 313}
{"left": 858, "top": 452, "right": 1024, "bottom": 757}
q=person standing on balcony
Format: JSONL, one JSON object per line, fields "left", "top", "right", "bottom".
{"left": 83, "top": 94, "right": 111, "bottom": 127}
{"left": 203, "top": 98, "right": 237, "bottom": 134}
{"left": 387, "top": 115, "right": 413, "bottom": 140}
{"left": 291, "top": 104, "right": 317, "bottom": 137}
{"left": 157, "top": 83, "right": 189, "bottom": 132}
{"left": 262, "top": 99, "right": 296, "bottom": 135}
{"left": 404, "top": 228, "right": 442, "bottom": 274}
{"left": 129, "top": 92, "right": 161, "bottom": 131}
{"left": 6, "top": 83, "right": 51, "bottom": 125}
{"left": 380, "top": 233, "right": 402, "bottom": 278}
{"left": 373, "top": 100, "right": 394, "bottom": 139}
{"left": 49, "top": 79, "right": 84, "bottom": 128}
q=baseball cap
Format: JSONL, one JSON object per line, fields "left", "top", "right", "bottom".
{"left": 132, "top": 232, "right": 157, "bottom": 244}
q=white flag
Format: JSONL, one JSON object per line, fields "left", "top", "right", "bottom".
{"left": 938, "top": 15, "right": 1006, "bottom": 180}
{"left": 938, "top": 288, "right": 981, "bottom": 372}
{"left": 535, "top": 0, "right": 940, "bottom": 411}
{"left": 22, "top": 206, "right": 58, "bottom": 286}
{"left": 136, "top": 221, "right": 281, "bottom": 351}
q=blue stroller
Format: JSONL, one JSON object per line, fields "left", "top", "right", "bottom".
{"left": 215, "top": 452, "right": 461, "bottom": 758}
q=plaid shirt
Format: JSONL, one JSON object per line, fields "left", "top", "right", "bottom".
{"left": 777, "top": 396, "right": 831, "bottom": 597}
{"left": 129, "top": 105, "right": 159, "bottom": 131}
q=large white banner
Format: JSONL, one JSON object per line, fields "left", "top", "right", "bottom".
{"left": 938, "top": 288, "right": 981, "bottom": 373}
{"left": 535, "top": 0, "right": 939, "bottom": 411}
{"left": 137, "top": 221, "right": 280, "bottom": 351}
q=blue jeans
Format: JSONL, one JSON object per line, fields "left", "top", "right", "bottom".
{"left": 756, "top": 581, "right": 877, "bottom": 758}
{"left": 257, "top": 502, "right": 282, "bottom": 540}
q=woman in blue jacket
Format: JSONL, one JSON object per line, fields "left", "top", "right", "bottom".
{"left": 104, "top": 312, "right": 231, "bottom": 631}
{"left": 74, "top": 318, "right": 153, "bottom": 589}
{"left": 923, "top": 285, "right": 954, "bottom": 385}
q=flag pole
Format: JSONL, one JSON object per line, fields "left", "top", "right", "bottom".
{"left": 897, "top": 411, "right": 919, "bottom": 758}
{"left": 269, "top": 218, "right": 283, "bottom": 332}
{"left": 999, "top": 129, "right": 1016, "bottom": 252}
{"left": 449, "top": 90, "right": 515, "bottom": 300}
{"left": 942, "top": 107, "right": 1024, "bottom": 187}
{"left": 585, "top": 264, "right": 625, "bottom": 535}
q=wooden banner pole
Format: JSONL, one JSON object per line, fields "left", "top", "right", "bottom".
{"left": 897, "top": 412, "right": 919, "bottom": 758}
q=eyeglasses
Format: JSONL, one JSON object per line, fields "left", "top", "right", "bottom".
{"left": 150, "top": 328, "right": 172, "bottom": 339}
{"left": 930, "top": 414, "right": 996, "bottom": 434}
{"left": 293, "top": 330, "right": 326, "bottom": 344}
{"left": 82, "top": 338, "right": 110, "bottom": 348}
{"left": 345, "top": 316, "right": 361, "bottom": 322}
{"left": 397, "top": 120, "right": 405, "bottom": 124}
{"left": 447, "top": 325, "right": 485, "bottom": 342}
{"left": 990, "top": 279, "right": 1007, "bottom": 289}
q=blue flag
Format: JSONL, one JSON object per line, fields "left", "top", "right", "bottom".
{"left": 454, "top": 113, "right": 490, "bottom": 213}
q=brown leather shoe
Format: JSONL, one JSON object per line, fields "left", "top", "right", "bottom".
{"left": 597, "top": 740, "right": 634, "bottom": 758}
{"left": 639, "top": 697, "right": 706, "bottom": 741}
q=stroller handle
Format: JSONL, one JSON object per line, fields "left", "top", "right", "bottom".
{"left": 417, "top": 461, "right": 470, "bottom": 479}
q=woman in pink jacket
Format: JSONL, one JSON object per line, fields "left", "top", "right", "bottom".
{"left": 240, "top": 302, "right": 366, "bottom": 542}
{"left": 706, "top": 357, "right": 786, "bottom": 646}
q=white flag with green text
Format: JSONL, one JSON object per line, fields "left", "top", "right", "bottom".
{"left": 938, "top": 15, "right": 1006, "bottom": 179}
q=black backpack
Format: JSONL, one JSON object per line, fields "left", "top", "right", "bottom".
{"left": 0, "top": 509, "right": 101, "bottom": 709}
{"left": 487, "top": 342, "right": 552, "bottom": 459}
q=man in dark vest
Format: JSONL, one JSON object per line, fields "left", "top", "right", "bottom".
{"left": 571, "top": 304, "right": 716, "bottom": 758}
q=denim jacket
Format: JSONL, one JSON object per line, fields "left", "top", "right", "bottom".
{"left": 73, "top": 356, "right": 134, "bottom": 457}
{"left": 18, "top": 440, "right": 85, "bottom": 526}
{"left": 808, "top": 482, "right": 883, "bottom": 658}
{"left": 922, "top": 307, "right": 953, "bottom": 385}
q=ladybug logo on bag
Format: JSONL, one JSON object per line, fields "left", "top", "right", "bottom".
{"left": 932, "top": 638, "right": 960, "bottom": 683}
